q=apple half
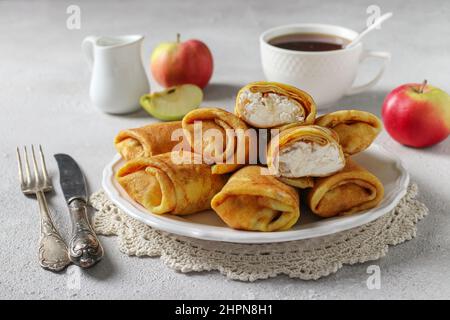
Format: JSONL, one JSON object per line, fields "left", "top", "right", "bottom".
{"left": 140, "top": 84, "right": 203, "bottom": 121}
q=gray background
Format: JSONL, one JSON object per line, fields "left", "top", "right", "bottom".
{"left": 1, "top": 0, "right": 449, "bottom": 299}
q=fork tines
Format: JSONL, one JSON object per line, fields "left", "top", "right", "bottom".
{"left": 16, "top": 145, "right": 52, "bottom": 193}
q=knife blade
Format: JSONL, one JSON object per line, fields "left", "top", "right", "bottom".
{"left": 55, "top": 154, "right": 103, "bottom": 268}
{"left": 54, "top": 154, "right": 87, "bottom": 203}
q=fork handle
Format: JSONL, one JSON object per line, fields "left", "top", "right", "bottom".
{"left": 68, "top": 198, "right": 104, "bottom": 268}
{"left": 36, "top": 191, "right": 70, "bottom": 272}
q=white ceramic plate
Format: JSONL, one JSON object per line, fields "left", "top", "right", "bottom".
{"left": 102, "top": 144, "right": 409, "bottom": 243}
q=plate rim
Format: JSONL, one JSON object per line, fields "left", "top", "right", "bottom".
{"left": 102, "top": 144, "right": 410, "bottom": 243}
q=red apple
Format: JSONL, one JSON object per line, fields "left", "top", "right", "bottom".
{"left": 382, "top": 80, "right": 450, "bottom": 147}
{"left": 151, "top": 34, "right": 213, "bottom": 89}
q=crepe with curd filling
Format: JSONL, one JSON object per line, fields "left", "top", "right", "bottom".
{"left": 307, "top": 159, "right": 384, "bottom": 217}
{"left": 182, "top": 107, "right": 250, "bottom": 174}
{"left": 116, "top": 152, "right": 228, "bottom": 215}
{"left": 315, "top": 110, "right": 382, "bottom": 156}
{"left": 235, "top": 81, "right": 317, "bottom": 128}
{"left": 267, "top": 125, "right": 345, "bottom": 187}
{"left": 211, "top": 166, "right": 300, "bottom": 232}
{"left": 115, "top": 121, "right": 182, "bottom": 160}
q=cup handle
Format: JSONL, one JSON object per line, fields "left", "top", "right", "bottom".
{"left": 345, "top": 50, "right": 391, "bottom": 95}
{"left": 81, "top": 36, "right": 98, "bottom": 70}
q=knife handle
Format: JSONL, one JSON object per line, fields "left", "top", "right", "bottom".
{"left": 68, "top": 198, "right": 104, "bottom": 268}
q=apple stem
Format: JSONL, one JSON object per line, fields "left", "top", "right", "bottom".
{"left": 419, "top": 79, "right": 428, "bottom": 93}
{"left": 176, "top": 33, "right": 180, "bottom": 43}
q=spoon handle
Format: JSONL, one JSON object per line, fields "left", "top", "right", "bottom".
{"left": 347, "top": 12, "right": 393, "bottom": 49}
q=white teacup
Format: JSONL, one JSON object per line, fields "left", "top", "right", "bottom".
{"left": 260, "top": 24, "right": 390, "bottom": 108}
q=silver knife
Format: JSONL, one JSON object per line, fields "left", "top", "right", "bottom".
{"left": 55, "top": 154, "right": 103, "bottom": 268}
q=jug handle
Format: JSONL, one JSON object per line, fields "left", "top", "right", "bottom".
{"left": 82, "top": 36, "right": 98, "bottom": 70}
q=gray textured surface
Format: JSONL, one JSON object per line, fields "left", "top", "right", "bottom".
{"left": 1, "top": 0, "right": 450, "bottom": 300}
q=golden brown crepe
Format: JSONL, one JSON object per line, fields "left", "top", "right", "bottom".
{"left": 235, "top": 81, "right": 317, "bottom": 128}
{"left": 315, "top": 110, "right": 382, "bottom": 156}
{"left": 115, "top": 121, "right": 182, "bottom": 160}
{"left": 278, "top": 177, "right": 315, "bottom": 189}
{"left": 211, "top": 166, "right": 300, "bottom": 231}
{"left": 116, "top": 152, "right": 228, "bottom": 215}
{"left": 182, "top": 107, "right": 250, "bottom": 174}
{"left": 307, "top": 159, "right": 384, "bottom": 217}
{"left": 266, "top": 125, "right": 345, "bottom": 188}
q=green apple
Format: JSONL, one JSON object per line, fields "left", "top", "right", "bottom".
{"left": 140, "top": 84, "right": 203, "bottom": 121}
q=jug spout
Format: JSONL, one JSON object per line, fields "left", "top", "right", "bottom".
{"left": 81, "top": 35, "right": 99, "bottom": 69}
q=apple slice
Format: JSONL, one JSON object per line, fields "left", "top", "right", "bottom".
{"left": 140, "top": 84, "right": 203, "bottom": 121}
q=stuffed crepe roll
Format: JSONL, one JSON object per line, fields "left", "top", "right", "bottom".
{"left": 267, "top": 125, "right": 345, "bottom": 187}
{"left": 211, "top": 166, "right": 300, "bottom": 231}
{"left": 182, "top": 107, "right": 250, "bottom": 174}
{"left": 116, "top": 152, "right": 228, "bottom": 215}
{"left": 235, "top": 81, "right": 316, "bottom": 128}
{"left": 315, "top": 110, "right": 382, "bottom": 156}
{"left": 307, "top": 159, "right": 384, "bottom": 217}
{"left": 115, "top": 121, "right": 182, "bottom": 160}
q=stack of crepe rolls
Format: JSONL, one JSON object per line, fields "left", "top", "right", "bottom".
{"left": 182, "top": 108, "right": 250, "bottom": 174}
{"left": 266, "top": 125, "right": 345, "bottom": 189}
{"left": 235, "top": 81, "right": 317, "bottom": 128}
{"left": 116, "top": 152, "right": 228, "bottom": 215}
{"left": 115, "top": 121, "right": 182, "bottom": 160}
{"left": 113, "top": 81, "right": 385, "bottom": 232}
{"left": 315, "top": 110, "right": 382, "bottom": 156}
{"left": 211, "top": 166, "right": 300, "bottom": 231}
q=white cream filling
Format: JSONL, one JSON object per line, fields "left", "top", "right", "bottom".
{"left": 240, "top": 90, "right": 304, "bottom": 126}
{"left": 278, "top": 141, "right": 344, "bottom": 177}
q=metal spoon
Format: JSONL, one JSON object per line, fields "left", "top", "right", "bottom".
{"left": 346, "top": 12, "right": 393, "bottom": 49}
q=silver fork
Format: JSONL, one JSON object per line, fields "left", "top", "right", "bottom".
{"left": 16, "top": 145, "right": 71, "bottom": 272}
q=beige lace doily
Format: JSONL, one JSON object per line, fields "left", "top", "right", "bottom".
{"left": 90, "top": 184, "right": 427, "bottom": 282}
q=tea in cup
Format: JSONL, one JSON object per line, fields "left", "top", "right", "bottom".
{"left": 260, "top": 24, "right": 390, "bottom": 108}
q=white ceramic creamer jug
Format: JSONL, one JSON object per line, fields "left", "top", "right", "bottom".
{"left": 82, "top": 35, "right": 150, "bottom": 114}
